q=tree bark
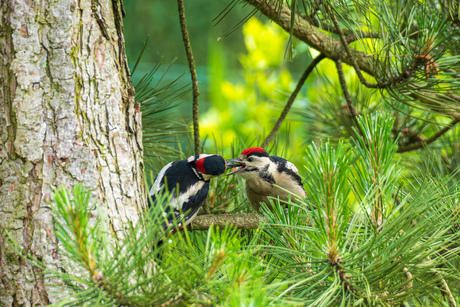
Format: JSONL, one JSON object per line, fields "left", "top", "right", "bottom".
{"left": 0, "top": 0, "right": 144, "bottom": 305}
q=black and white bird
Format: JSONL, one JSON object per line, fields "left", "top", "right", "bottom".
{"left": 226, "top": 147, "right": 306, "bottom": 213}
{"left": 148, "top": 154, "right": 227, "bottom": 235}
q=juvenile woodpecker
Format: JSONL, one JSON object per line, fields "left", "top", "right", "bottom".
{"left": 149, "top": 154, "right": 227, "bottom": 234}
{"left": 227, "top": 147, "right": 306, "bottom": 213}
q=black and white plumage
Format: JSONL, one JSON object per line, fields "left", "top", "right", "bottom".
{"left": 226, "top": 147, "right": 306, "bottom": 213}
{"left": 149, "top": 154, "right": 227, "bottom": 234}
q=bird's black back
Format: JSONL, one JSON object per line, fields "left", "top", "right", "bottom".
{"left": 157, "top": 160, "right": 201, "bottom": 195}
{"left": 270, "top": 155, "right": 305, "bottom": 189}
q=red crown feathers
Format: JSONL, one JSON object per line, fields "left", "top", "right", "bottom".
{"left": 241, "top": 147, "right": 267, "bottom": 156}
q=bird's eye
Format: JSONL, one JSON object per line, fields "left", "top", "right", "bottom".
{"left": 248, "top": 157, "right": 254, "bottom": 162}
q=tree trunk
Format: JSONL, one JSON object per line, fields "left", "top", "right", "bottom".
{"left": 0, "top": 0, "right": 144, "bottom": 305}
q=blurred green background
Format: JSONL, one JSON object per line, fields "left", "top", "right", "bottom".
{"left": 123, "top": 0, "right": 459, "bottom": 184}
{"left": 124, "top": 0, "right": 324, "bottom": 172}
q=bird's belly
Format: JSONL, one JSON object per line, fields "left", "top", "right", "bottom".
{"left": 246, "top": 177, "right": 304, "bottom": 198}
{"left": 246, "top": 178, "right": 275, "bottom": 195}
{"left": 245, "top": 177, "right": 305, "bottom": 213}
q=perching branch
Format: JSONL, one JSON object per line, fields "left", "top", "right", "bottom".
{"left": 191, "top": 213, "right": 261, "bottom": 230}
{"left": 396, "top": 118, "right": 460, "bottom": 153}
{"left": 177, "top": 0, "right": 200, "bottom": 155}
{"left": 262, "top": 53, "right": 326, "bottom": 148}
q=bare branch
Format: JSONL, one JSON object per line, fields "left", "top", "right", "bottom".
{"left": 262, "top": 53, "right": 326, "bottom": 148}
{"left": 396, "top": 118, "right": 460, "bottom": 153}
{"left": 177, "top": 0, "right": 200, "bottom": 155}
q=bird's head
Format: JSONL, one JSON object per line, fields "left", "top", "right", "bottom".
{"left": 189, "top": 154, "right": 227, "bottom": 180}
{"left": 226, "top": 147, "right": 270, "bottom": 178}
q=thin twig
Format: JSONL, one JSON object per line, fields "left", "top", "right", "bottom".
{"left": 328, "top": 7, "right": 380, "bottom": 89}
{"left": 440, "top": 277, "right": 457, "bottom": 307}
{"left": 335, "top": 57, "right": 363, "bottom": 137}
{"left": 335, "top": 58, "right": 357, "bottom": 118}
{"left": 425, "top": 255, "right": 457, "bottom": 307}
{"left": 177, "top": 0, "right": 200, "bottom": 155}
{"left": 305, "top": 14, "right": 380, "bottom": 43}
{"left": 262, "top": 53, "right": 326, "bottom": 147}
{"left": 397, "top": 118, "right": 460, "bottom": 153}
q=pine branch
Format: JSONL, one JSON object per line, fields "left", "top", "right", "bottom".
{"left": 244, "top": 0, "right": 374, "bottom": 75}
{"left": 328, "top": 7, "right": 432, "bottom": 90}
{"left": 92, "top": 271, "right": 134, "bottom": 306}
{"left": 396, "top": 118, "right": 460, "bottom": 153}
{"left": 177, "top": 0, "right": 200, "bottom": 155}
{"left": 244, "top": 0, "right": 460, "bottom": 119}
{"left": 262, "top": 53, "right": 326, "bottom": 148}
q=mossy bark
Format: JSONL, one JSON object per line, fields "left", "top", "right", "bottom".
{"left": 0, "top": 0, "right": 144, "bottom": 305}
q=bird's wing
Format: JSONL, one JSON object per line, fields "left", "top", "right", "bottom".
{"left": 149, "top": 161, "right": 174, "bottom": 195}
{"left": 164, "top": 182, "right": 210, "bottom": 229}
{"left": 148, "top": 160, "right": 196, "bottom": 207}
{"left": 270, "top": 156, "right": 304, "bottom": 188}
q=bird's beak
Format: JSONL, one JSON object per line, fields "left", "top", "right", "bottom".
{"left": 226, "top": 158, "right": 245, "bottom": 176}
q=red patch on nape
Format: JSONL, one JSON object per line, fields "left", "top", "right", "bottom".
{"left": 195, "top": 158, "right": 206, "bottom": 174}
{"left": 241, "top": 147, "right": 267, "bottom": 156}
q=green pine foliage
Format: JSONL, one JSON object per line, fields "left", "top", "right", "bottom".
{"left": 261, "top": 114, "right": 460, "bottom": 305}
{"left": 34, "top": 113, "right": 459, "bottom": 306}
{"left": 45, "top": 184, "right": 279, "bottom": 306}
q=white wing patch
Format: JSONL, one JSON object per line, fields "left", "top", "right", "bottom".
{"left": 187, "top": 155, "right": 195, "bottom": 162}
{"left": 285, "top": 161, "right": 299, "bottom": 174}
{"left": 150, "top": 162, "right": 173, "bottom": 195}
{"left": 168, "top": 181, "right": 205, "bottom": 209}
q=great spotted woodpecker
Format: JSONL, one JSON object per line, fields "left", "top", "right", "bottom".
{"left": 226, "top": 147, "right": 306, "bottom": 213}
{"left": 148, "top": 154, "right": 227, "bottom": 235}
